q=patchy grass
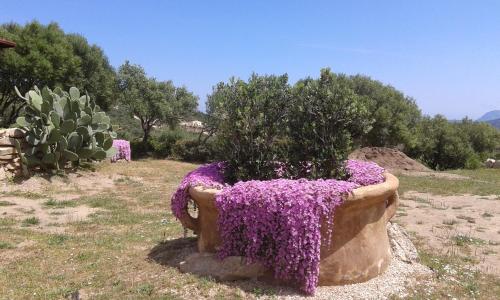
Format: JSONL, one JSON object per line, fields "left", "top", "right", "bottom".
{"left": 399, "top": 168, "right": 500, "bottom": 196}
{"left": 452, "top": 234, "right": 486, "bottom": 247}
{"left": 1, "top": 159, "right": 499, "bottom": 299}
{"left": 21, "top": 217, "right": 40, "bottom": 227}
{"left": 43, "top": 199, "right": 78, "bottom": 208}
{"left": 0, "top": 241, "right": 14, "bottom": 249}
{"left": 0, "top": 200, "right": 15, "bottom": 206}
{"left": 1, "top": 191, "right": 45, "bottom": 199}
{"left": 401, "top": 236, "right": 500, "bottom": 299}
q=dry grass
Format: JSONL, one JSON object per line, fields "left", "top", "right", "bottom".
{"left": 1, "top": 160, "right": 499, "bottom": 299}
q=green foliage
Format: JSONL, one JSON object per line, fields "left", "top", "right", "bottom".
{"left": 288, "top": 69, "right": 373, "bottom": 179}
{"left": 408, "top": 116, "right": 474, "bottom": 170}
{"left": 171, "top": 139, "right": 215, "bottom": 163}
{"left": 116, "top": 61, "right": 198, "bottom": 144}
{"left": 15, "top": 86, "right": 116, "bottom": 171}
{"left": 348, "top": 75, "right": 422, "bottom": 148}
{"left": 149, "top": 128, "right": 186, "bottom": 158}
{"left": 464, "top": 153, "right": 482, "bottom": 170}
{"left": 208, "top": 73, "right": 291, "bottom": 182}
{"left": 0, "top": 21, "right": 116, "bottom": 127}
{"left": 457, "top": 118, "right": 500, "bottom": 159}
{"left": 107, "top": 105, "right": 143, "bottom": 141}
{"left": 208, "top": 70, "right": 373, "bottom": 181}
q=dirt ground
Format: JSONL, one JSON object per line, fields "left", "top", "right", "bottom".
{"left": 1, "top": 159, "right": 499, "bottom": 299}
{"left": 0, "top": 170, "right": 134, "bottom": 232}
{"left": 395, "top": 191, "right": 500, "bottom": 276}
{"left": 349, "top": 147, "right": 431, "bottom": 173}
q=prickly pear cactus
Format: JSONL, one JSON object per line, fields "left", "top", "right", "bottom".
{"left": 15, "top": 86, "right": 117, "bottom": 171}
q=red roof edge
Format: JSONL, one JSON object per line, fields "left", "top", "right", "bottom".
{"left": 0, "top": 38, "right": 16, "bottom": 48}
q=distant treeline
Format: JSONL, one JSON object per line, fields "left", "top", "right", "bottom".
{"left": 1, "top": 21, "right": 498, "bottom": 169}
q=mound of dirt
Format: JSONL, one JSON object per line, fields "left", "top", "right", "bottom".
{"left": 349, "top": 147, "right": 431, "bottom": 172}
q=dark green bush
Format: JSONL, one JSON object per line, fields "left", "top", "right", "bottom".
{"left": 130, "top": 139, "right": 149, "bottom": 159}
{"left": 149, "top": 129, "right": 184, "bottom": 158}
{"left": 464, "top": 153, "right": 482, "bottom": 170}
{"left": 207, "top": 74, "right": 291, "bottom": 182}
{"left": 207, "top": 69, "right": 374, "bottom": 182}
{"left": 288, "top": 69, "right": 373, "bottom": 179}
{"left": 171, "top": 139, "right": 214, "bottom": 163}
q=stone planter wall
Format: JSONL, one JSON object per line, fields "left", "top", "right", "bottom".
{"left": 0, "top": 128, "right": 25, "bottom": 179}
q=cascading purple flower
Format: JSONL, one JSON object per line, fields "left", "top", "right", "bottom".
{"left": 170, "top": 159, "right": 385, "bottom": 294}
{"left": 111, "top": 139, "right": 131, "bottom": 162}
{"left": 170, "top": 162, "right": 226, "bottom": 220}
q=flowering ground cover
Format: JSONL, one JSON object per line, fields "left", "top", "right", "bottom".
{"left": 171, "top": 160, "right": 385, "bottom": 294}
{"left": 111, "top": 139, "right": 131, "bottom": 162}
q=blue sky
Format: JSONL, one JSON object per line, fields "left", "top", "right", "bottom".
{"left": 1, "top": 1, "right": 499, "bottom": 119}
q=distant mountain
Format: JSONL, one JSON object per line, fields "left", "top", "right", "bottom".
{"left": 477, "top": 110, "right": 500, "bottom": 122}
{"left": 486, "top": 118, "right": 500, "bottom": 129}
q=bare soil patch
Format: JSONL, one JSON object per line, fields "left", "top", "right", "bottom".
{"left": 395, "top": 191, "right": 500, "bottom": 275}
{"left": 0, "top": 196, "right": 99, "bottom": 232}
{"left": 349, "top": 147, "right": 431, "bottom": 173}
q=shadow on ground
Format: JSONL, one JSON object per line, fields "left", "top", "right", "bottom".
{"left": 147, "top": 237, "right": 300, "bottom": 298}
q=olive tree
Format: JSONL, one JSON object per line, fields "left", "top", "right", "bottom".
{"left": 116, "top": 61, "right": 198, "bottom": 144}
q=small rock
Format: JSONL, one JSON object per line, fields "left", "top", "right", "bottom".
{"left": 387, "top": 222, "right": 419, "bottom": 263}
{"left": 485, "top": 158, "right": 496, "bottom": 168}
{"left": 179, "top": 253, "right": 268, "bottom": 281}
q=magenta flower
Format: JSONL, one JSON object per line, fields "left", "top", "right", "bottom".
{"left": 171, "top": 159, "right": 385, "bottom": 294}
{"left": 111, "top": 139, "right": 131, "bottom": 162}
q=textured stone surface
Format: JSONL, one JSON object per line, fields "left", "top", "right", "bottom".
{"left": 0, "top": 153, "right": 17, "bottom": 160}
{"left": 0, "top": 129, "right": 25, "bottom": 179}
{"left": 179, "top": 253, "right": 267, "bottom": 281}
{"left": 387, "top": 222, "right": 419, "bottom": 263}
{"left": 0, "top": 147, "right": 17, "bottom": 156}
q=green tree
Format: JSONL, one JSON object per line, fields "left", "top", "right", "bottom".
{"left": 0, "top": 21, "right": 116, "bottom": 127}
{"left": 408, "top": 115, "right": 475, "bottom": 170}
{"left": 348, "top": 75, "right": 422, "bottom": 148}
{"left": 458, "top": 118, "right": 500, "bottom": 158}
{"left": 116, "top": 61, "right": 198, "bottom": 144}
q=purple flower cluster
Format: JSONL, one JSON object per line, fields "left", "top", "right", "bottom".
{"left": 215, "top": 178, "right": 358, "bottom": 294}
{"left": 111, "top": 139, "right": 131, "bottom": 162}
{"left": 170, "top": 159, "right": 385, "bottom": 294}
{"left": 346, "top": 159, "right": 385, "bottom": 186}
{"left": 170, "top": 162, "right": 226, "bottom": 220}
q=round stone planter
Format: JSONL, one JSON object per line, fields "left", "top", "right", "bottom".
{"left": 177, "top": 173, "right": 399, "bottom": 286}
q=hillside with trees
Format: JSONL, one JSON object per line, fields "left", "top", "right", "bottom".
{"left": 1, "top": 20, "right": 499, "bottom": 170}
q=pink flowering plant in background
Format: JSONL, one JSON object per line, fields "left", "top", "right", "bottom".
{"left": 171, "top": 159, "right": 384, "bottom": 294}
{"left": 111, "top": 139, "right": 131, "bottom": 162}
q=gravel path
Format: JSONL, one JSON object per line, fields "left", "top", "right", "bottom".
{"left": 265, "top": 258, "right": 432, "bottom": 300}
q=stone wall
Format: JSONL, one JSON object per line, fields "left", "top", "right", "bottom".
{"left": 0, "top": 128, "right": 25, "bottom": 179}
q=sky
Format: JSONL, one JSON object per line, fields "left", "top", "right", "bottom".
{"left": 1, "top": 0, "right": 499, "bottom": 119}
